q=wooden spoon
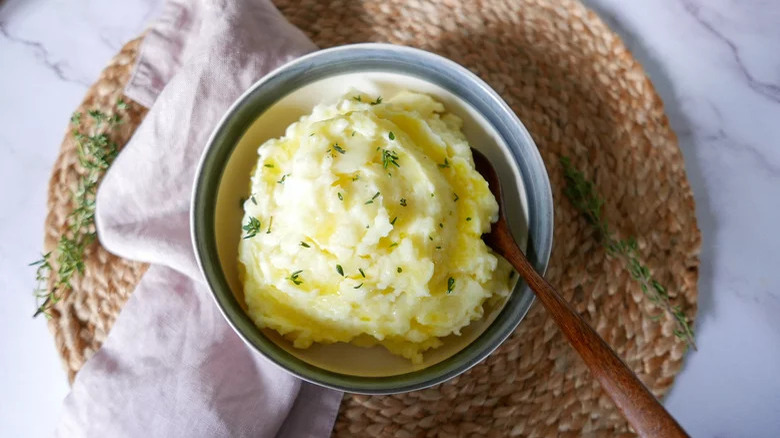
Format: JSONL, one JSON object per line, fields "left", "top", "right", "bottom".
{"left": 472, "top": 149, "right": 688, "bottom": 437}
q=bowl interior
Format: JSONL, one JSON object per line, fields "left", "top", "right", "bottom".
{"left": 193, "top": 43, "right": 553, "bottom": 394}
{"left": 214, "top": 72, "right": 529, "bottom": 377}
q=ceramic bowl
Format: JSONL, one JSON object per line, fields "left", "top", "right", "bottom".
{"left": 191, "top": 43, "right": 553, "bottom": 394}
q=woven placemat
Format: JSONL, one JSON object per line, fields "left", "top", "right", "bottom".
{"left": 43, "top": 0, "right": 700, "bottom": 436}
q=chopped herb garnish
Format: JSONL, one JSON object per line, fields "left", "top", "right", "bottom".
{"left": 359, "top": 268, "right": 366, "bottom": 278}
{"left": 239, "top": 197, "right": 247, "bottom": 207}
{"left": 351, "top": 131, "right": 356, "bottom": 137}
{"left": 288, "top": 270, "right": 303, "bottom": 285}
{"left": 390, "top": 242, "right": 398, "bottom": 247}
{"left": 242, "top": 217, "right": 262, "bottom": 239}
{"left": 250, "top": 195, "right": 257, "bottom": 205}
{"left": 352, "top": 173, "right": 360, "bottom": 181}
{"left": 453, "top": 193, "right": 459, "bottom": 202}
{"left": 438, "top": 158, "right": 450, "bottom": 168}
{"left": 370, "top": 96, "right": 383, "bottom": 105}
{"left": 388, "top": 131, "right": 395, "bottom": 140}
{"left": 353, "top": 96, "right": 362, "bottom": 102}
{"left": 336, "top": 264, "right": 344, "bottom": 276}
{"left": 116, "top": 98, "right": 128, "bottom": 110}
{"left": 382, "top": 149, "right": 400, "bottom": 169}
{"left": 400, "top": 198, "right": 407, "bottom": 207}
{"left": 264, "top": 163, "right": 274, "bottom": 168}
{"left": 266, "top": 216, "right": 273, "bottom": 234}
{"left": 338, "top": 192, "right": 343, "bottom": 201}
{"left": 365, "top": 192, "right": 380, "bottom": 204}
{"left": 277, "top": 174, "right": 290, "bottom": 184}
{"left": 390, "top": 216, "right": 398, "bottom": 225}
{"left": 333, "top": 143, "right": 346, "bottom": 154}
{"left": 397, "top": 267, "right": 403, "bottom": 273}
{"left": 354, "top": 283, "right": 364, "bottom": 289}
{"left": 447, "top": 276, "right": 455, "bottom": 293}
{"left": 70, "top": 112, "right": 82, "bottom": 125}
{"left": 309, "top": 133, "right": 315, "bottom": 137}
{"left": 439, "top": 223, "right": 444, "bottom": 228}
{"left": 466, "top": 217, "right": 472, "bottom": 221}
{"left": 300, "top": 241, "right": 310, "bottom": 248}
{"left": 429, "top": 235, "right": 434, "bottom": 241}
{"left": 431, "top": 193, "right": 435, "bottom": 198}
{"left": 436, "top": 246, "right": 441, "bottom": 250}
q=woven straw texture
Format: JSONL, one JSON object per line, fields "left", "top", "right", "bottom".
{"left": 43, "top": 1, "right": 700, "bottom": 436}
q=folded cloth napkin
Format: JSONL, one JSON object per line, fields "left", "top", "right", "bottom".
{"left": 56, "top": 0, "right": 343, "bottom": 436}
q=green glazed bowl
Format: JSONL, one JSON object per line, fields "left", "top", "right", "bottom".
{"left": 191, "top": 44, "right": 553, "bottom": 394}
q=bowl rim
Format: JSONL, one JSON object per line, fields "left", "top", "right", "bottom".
{"left": 191, "top": 43, "right": 554, "bottom": 394}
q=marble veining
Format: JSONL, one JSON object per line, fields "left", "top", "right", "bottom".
{"left": 0, "top": 21, "right": 91, "bottom": 87}
{"left": 1, "top": 0, "right": 779, "bottom": 436}
{"left": 680, "top": 0, "right": 780, "bottom": 103}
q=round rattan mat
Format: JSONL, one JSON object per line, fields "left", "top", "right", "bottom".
{"left": 43, "top": 0, "right": 700, "bottom": 436}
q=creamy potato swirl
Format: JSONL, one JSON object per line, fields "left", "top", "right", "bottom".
{"left": 238, "top": 91, "right": 512, "bottom": 363}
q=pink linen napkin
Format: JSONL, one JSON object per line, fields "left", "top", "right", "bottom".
{"left": 56, "top": 0, "right": 343, "bottom": 436}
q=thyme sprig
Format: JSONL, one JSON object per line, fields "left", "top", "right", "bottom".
{"left": 560, "top": 156, "right": 696, "bottom": 350}
{"left": 31, "top": 100, "right": 126, "bottom": 317}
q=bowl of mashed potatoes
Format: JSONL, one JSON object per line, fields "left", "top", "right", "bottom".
{"left": 192, "top": 44, "right": 553, "bottom": 394}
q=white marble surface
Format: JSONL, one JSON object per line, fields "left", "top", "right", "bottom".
{"left": 1, "top": 0, "right": 778, "bottom": 436}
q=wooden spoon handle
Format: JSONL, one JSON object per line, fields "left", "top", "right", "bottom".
{"left": 501, "top": 237, "right": 688, "bottom": 437}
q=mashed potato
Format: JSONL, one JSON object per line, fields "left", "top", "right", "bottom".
{"left": 238, "top": 91, "right": 513, "bottom": 363}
